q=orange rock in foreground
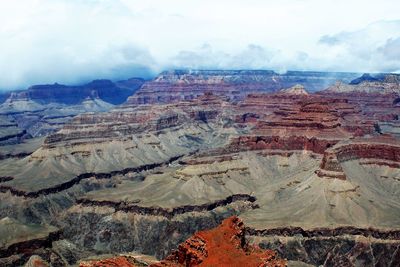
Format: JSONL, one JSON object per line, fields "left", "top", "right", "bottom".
{"left": 79, "top": 256, "right": 136, "bottom": 267}
{"left": 78, "top": 216, "right": 286, "bottom": 267}
{"left": 152, "top": 216, "right": 287, "bottom": 267}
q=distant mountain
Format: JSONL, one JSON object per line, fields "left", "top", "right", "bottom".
{"left": 349, "top": 73, "right": 380, "bottom": 84}
{"left": 127, "top": 69, "right": 359, "bottom": 105}
{"left": 325, "top": 73, "right": 400, "bottom": 94}
{"left": 0, "top": 77, "right": 145, "bottom": 105}
{"left": 0, "top": 77, "right": 145, "bottom": 143}
{"left": 24, "top": 78, "right": 145, "bottom": 105}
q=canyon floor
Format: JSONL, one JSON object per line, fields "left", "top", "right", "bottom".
{"left": 0, "top": 70, "right": 400, "bottom": 266}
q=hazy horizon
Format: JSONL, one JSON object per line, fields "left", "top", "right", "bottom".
{"left": 1, "top": 0, "right": 400, "bottom": 90}
{"left": 0, "top": 67, "right": 397, "bottom": 92}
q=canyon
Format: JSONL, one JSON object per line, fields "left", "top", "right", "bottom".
{"left": 0, "top": 70, "right": 399, "bottom": 266}
{"left": 0, "top": 78, "right": 144, "bottom": 145}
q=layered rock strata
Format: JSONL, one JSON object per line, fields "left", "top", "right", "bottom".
{"left": 317, "top": 136, "right": 400, "bottom": 180}
{"left": 127, "top": 70, "right": 358, "bottom": 105}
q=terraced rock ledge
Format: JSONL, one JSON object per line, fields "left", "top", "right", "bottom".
{"left": 77, "top": 194, "right": 258, "bottom": 219}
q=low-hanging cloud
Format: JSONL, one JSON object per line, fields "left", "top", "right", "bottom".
{"left": 379, "top": 37, "right": 400, "bottom": 60}
{"left": 1, "top": 0, "right": 400, "bottom": 90}
{"left": 168, "top": 44, "right": 311, "bottom": 75}
{"left": 3, "top": 43, "right": 156, "bottom": 89}
{"left": 319, "top": 20, "right": 400, "bottom": 73}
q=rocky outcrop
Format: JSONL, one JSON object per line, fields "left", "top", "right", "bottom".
{"left": 278, "top": 84, "right": 309, "bottom": 95}
{"left": 153, "top": 216, "right": 286, "bottom": 267}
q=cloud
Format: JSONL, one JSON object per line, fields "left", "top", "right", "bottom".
{"left": 169, "top": 44, "right": 276, "bottom": 70}
{"left": 0, "top": 0, "right": 158, "bottom": 89}
{"left": 169, "top": 44, "right": 313, "bottom": 75}
{"left": 1, "top": 0, "right": 400, "bottom": 90}
{"left": 319, "top": 36, "right": 340, "bottom": 46}
{"left": 318, "top": 20, "right": 400, "bottom": 72}
{"left": 379, "top": 37, "right": 400, "bottom": 60}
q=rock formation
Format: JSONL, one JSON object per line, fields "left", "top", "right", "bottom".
{"left": 127, "top": 70, "right": 358, "bottom": 105}
{"left": 278, "top": 84, "right": 309, "bottom": 95}
{"left": 153, "top": 216, "right": 286, "bottom": 267}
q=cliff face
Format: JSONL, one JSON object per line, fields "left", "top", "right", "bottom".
{"left": 318, "top": 136, "right": 400, "bottom": 179}
{"left": 127, "top": 70, "right": 358, "bottom": 105}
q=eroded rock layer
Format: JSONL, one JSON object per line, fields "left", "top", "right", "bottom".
{"left": 127, "top": 70, "right": 359, "bottom": 104}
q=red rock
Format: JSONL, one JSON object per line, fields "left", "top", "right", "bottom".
{"left": 151, "top": 216, "right": 287, "bottom": 267}
{"left": 223, "top": 135, "right": 338, "bottom": 155}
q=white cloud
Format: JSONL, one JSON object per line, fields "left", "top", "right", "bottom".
{"left": 0, "top": 0, "right": 400, "bottom": 89}
{"left": 319, "top": 20, "right": 400, "bottom": 73}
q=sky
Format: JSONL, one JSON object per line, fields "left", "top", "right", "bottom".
{"left": 0, "top": 0, "right": 400, "bottom": 90}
